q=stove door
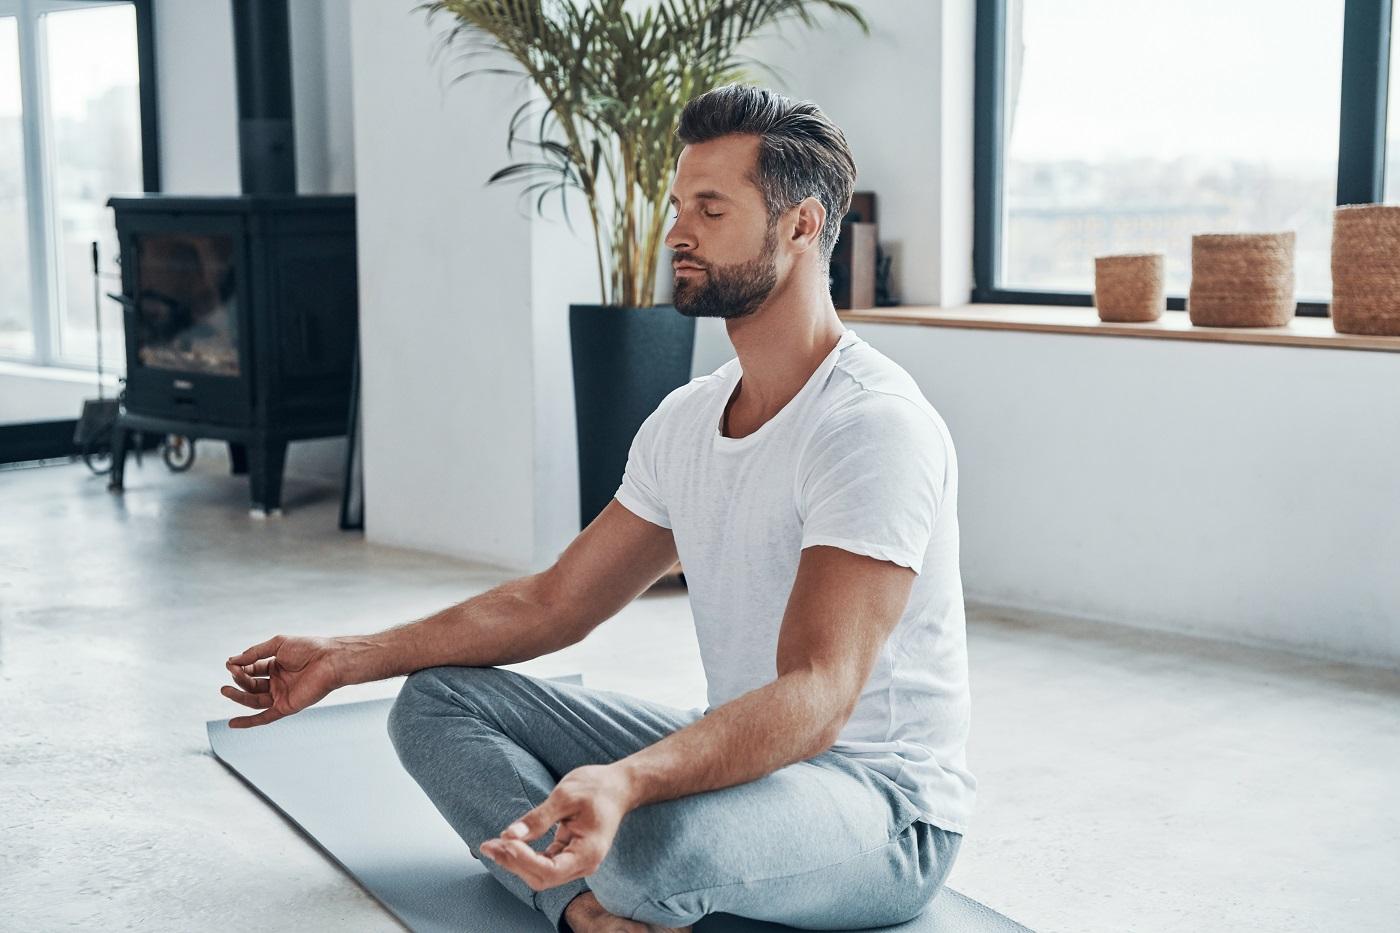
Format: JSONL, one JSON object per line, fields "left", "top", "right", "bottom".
{"left": 117, "top": 213, "right": 253, "bottom": 426}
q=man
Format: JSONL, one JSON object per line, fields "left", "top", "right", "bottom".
{"left": 222, "top": 84, "right": 975, "bottom": 933}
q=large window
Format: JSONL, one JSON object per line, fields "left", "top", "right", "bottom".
{"left": 1388, "top": 0, "right": 1400, "bottom": 202}
{"left": 0, "top": 0, "right": 157, "bottom": 371}
{"left": 975, "top": 0, "right": 1394, "bottom": 315}
{"left": 1, "top": 15, "right": 34, "bottom": 358}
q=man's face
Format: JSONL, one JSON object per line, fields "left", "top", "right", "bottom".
{"left": 664, "top": 135, "right": 781, "bottom": 319}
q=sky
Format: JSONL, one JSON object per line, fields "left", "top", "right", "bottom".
{"left": 1007, "top": 0, "right": 1355, "bottom": 166}
{"left": 1, "top": 1, "right": 1395, "bottom": 166}
{"left": 1, "top": 3, "right": 137, "bottom": 121}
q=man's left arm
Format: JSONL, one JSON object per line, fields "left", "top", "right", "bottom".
{"left": 477, "top": 544, "right": 915, "bottom": 890}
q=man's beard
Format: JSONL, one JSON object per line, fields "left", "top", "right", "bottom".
{"left": 671, "top": 224, "right": 778, "bottom": 319}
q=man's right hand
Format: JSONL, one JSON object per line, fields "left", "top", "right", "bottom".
{"left": 222, "top": 634, "right": 346, "bottom": 728}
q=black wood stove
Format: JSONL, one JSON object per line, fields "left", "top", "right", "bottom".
{"left": 105, "top": 194, "right": 356, "bottom": 513}
{"left": 105, "top": 0, "right": 357, "bottom": 515}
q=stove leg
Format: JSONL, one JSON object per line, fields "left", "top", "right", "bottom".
{"left": 107, "top": 427, "right": 130, "bottom": 492}
{"left": 248, "top": 438, "right": 288, "bottom": 516}
{"left": 229, "top": 442, "right": 249, "bottom": 475}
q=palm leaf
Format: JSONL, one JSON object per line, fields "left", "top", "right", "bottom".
{"left": 419, "top": 0, "right": 868, "bottom": 306}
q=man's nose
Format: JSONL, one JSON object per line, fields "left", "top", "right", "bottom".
{"left": 665, "top": 218, "right": 695, "bottom": 254}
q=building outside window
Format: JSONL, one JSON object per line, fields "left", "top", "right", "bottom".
{"left": 1, "top": 0, "right": 155, "bottom": 373}
{"left": 976, "top": 0, "right": 1396, "bottom": 314}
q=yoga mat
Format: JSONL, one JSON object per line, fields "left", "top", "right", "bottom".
{"left": 208, "top": 676, "right": 1030, "bottom": 933}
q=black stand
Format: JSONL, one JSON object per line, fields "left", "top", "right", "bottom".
{"left": 107, "top": 412, "right": 297, "bottom": 516}
{"left": 338, "top": 343, "right": 363, "bottom": 531}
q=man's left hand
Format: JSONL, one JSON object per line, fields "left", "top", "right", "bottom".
{"left": 479, "top": 762, "right": 636, "bottom": 891}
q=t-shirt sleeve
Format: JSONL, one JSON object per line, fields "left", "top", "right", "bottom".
{"left": 613, "top": 402, "right": 672, "bottom": 529}
{"left": 797, "top": 394, "right": 949, "bottom": 575}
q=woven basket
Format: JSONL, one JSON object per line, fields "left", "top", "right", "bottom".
{"left": 1331, "top": 203, "right": 1400, "bottom": 336}
{"left": 1187, "top": 232, "right": 1295, "bottom": 327}
{"left": 1094, "top": 253, "right": 1164, "bottom": 322}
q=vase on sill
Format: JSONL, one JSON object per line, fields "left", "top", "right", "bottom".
{"left": 1187, "top": 231, "right": 1296, "bottom": 327}
{"left": 1093, "top": 253, "right": 1164, "bottom": 322}
{"left": 1330, "top": 203, "right": 1400, "bottom": 337}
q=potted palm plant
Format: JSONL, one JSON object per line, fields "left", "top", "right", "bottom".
{"left": 419, "top": 0, "right": 868, "bottom": 529}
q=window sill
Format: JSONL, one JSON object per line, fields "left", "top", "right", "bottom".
{"left": 837, "top": 304, "right": 1400, "bottom": 354}
{"left": 0, "top": 358, "right": 123, "bottom": 386}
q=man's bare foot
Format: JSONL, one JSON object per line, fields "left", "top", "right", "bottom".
{"left": 563, "top": 891, "right": 693, "bottom": 933}
{"left": 563, "top": 891, "right": 646, "bottom": 933}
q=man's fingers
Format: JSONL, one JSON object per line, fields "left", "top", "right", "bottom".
{"left": 540, "top": 827, "right": 576, "bottom": 858}
{"left": 543, "top": 822, "right": 577, "bottom": 857}
{"left": 228, "top": 636, "right": 283, "bottom": 666}
{"left": 508, "top": 839, "right": 586, "bottom": 887}
{"left": 227, "top": 707, "right": 285, "bottom": 729}
{"left": 226, "top": 663, "right": 269, "bottom": 693}
{"left": 221, "top": 685, "right": 272, "bottom": 709}
{"left": 482, "top": 838, "right": 538, "bottom": 870}
{"left": 485, "top": 838, "right": 584, "bottom": 890}
{"left": 227, "top": 657, "right": 273, "bottom": 678}
{"left": 541, "top": 848, "right": 587, "bottom": 884}
{"left": 503, "top": 796, "right": 565, "bottom": 843}
{"left": 537, "top": 823, "right": 576, "bottom": 857}
{"left": 479, "top": 838, "right": 535, "bottom": 885}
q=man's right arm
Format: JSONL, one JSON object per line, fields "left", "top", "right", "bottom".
{"left": 330, "top": 499, "right": 679, "bottom": 687}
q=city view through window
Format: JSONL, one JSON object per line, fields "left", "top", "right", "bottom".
{"left": 999, "top": 0, "right": 1398, "bottom": 303}
{"left": 4, "top": 3, "right": 1400, "bottom": 368}
{"left": 0, "top": 2, "right": 140, "bottom": 370}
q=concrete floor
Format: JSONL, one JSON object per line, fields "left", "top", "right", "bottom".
{"left": 2, "top": 447, "right": 1398, "bottom": 932}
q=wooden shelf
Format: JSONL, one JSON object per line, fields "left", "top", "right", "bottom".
{"left": 838, "top": 304, "right": 1400, "bottom": 354}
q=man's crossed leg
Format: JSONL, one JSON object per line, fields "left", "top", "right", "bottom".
{"left": 386, "top": 665, "right": 960, "bottom": 933}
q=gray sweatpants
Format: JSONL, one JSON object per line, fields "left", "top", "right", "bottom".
{"left": 386, "top": 665, "right": 962, "bottom": 933}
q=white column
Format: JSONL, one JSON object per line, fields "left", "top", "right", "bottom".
{"left": 737, "top": 0, "right": 975, "bottom": 308}
{"left": 350, "top": 0, "right": 598, "bottom": 572}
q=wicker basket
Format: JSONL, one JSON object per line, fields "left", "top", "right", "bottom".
{"left": 1094, "top": 253, "right": 1164, "bottom": 322}
{"left": 1187, "top": 232, "right": 1295, "bottom": 327}
{"left": 1331, "top": 203, "right": 1400, "bottom": 336}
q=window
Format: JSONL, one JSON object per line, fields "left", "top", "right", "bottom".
{"left": 0, "top": 0, "right": 157, "bottom": 371}
{"left": 1, "top": 15, "right": 34, "bottom": 358}
{"left": 1388, "top": 0, "right": 1400, "bottom": 202}
{"left": 974, "top": 0, "right": 1394, "bottom": 316}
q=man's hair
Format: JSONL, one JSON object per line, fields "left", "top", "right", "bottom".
{"left": 676, "top": 84, "right": 857, "bottom": 264}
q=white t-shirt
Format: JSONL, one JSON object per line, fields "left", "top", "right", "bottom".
{"left": 613, "top": 326, "right": 976, "bottom": 834}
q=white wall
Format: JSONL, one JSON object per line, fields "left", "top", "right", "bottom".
{"left": 151, "top": 0, "right": 240, "bottom": 193}
{"left": 349, "top": 0, "right": 600, "bottom": 570}
{"left": 529, "top": 186, "right": 608, "bottom": 567}
{"left": 742, "top": 1, "right": 974, "bottom": 307}
{"left": 700, "top": 313, "right": 1400, "bottom": 669}
{"left": 152, "top": 0, "right": 354, "bottom": 195}
{"left": 284, "top": 0, "right": 1396, "bottom": 665}
{"left": 855, "top": 323, "right": 1400, "bottom": 667}
{"left": 289, "top": 0, "right": 356, "bottom": 193}
{"left": 0, "top": 362, "right": 120, "bottom": 424}
{"left": 119, "top": 0, "right": 1400, "bottom": 666}
{"left": 317, "top": 0, "right": 357, "bottom": 193}
{"left": 692, "top": 0, "right": 1400, "bottom": 667}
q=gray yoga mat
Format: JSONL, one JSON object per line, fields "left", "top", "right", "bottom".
{"left": 207, "top": 675, "right": 1029, "bottom": 933}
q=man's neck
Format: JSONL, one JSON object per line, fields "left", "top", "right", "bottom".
{"left": 722, "top": 272, "right": 846, "bottom": 435}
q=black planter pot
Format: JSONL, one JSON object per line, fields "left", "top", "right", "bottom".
{"left": 570, "top": 303, "right": 695, "bottom": 530}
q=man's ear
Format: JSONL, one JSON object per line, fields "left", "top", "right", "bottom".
{"left": 788, "top": 196, "right": 827, "bottom": 254}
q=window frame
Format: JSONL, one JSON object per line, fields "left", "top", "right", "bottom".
{"left": 1, "top": 0, "right": 159, "bottom": 369}
{"left": 972, "top": 0, "right": 1393, "bottom": 318}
